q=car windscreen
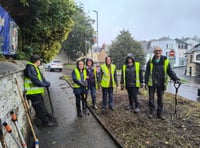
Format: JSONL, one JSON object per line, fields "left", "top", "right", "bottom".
{"left": 52, "top": 61, "right": 62, "bottom": 63}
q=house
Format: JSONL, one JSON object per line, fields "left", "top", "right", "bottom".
{"left": 185, "top": 43, "right": 200, "bottom": 76}
{"left": 185, "top": 39, "right": 199, "bottom": 50}
{"left": 97, "top": 48, "right": 108, "bottom": 64}
{"left": 86, "top": 43, "right": 109, "bottom": 64}
{"left": 175, "top": 38, "right": 188, "bottom": 66}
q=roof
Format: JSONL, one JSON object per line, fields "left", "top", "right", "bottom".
{"left": 157, "top": 36, "right": 173, "bottom": 41}
{"left": 175, "top": 38, "right": 187, "bottom": 44}
{"left": 185, "top": 43, "right": 200, "bottom": 54}
{"left": 98, "top": 49, "right": 108, "bottom": 63}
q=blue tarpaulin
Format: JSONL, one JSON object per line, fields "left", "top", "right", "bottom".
{"left": 0, "top": 6, "right": 18, "bottom": 55}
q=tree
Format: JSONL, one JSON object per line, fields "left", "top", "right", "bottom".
{"left": 110, "top": 30, "right": 146, "bottom": 69}
{"left": 0, "top": 0, "right": 75, "bottom": 61}
{"left": 62, "top": 4, "right": 95, "bottom": 61}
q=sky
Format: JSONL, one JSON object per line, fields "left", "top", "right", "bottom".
{"left": 76, "top": 0, "right": 200, "bottom": 45}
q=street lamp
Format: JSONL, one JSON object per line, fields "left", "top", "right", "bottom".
{"left": 93, "top": 10, "right": 99, "bottom": 61}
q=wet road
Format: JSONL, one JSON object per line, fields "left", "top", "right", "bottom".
{"left": 37, "top": 71, "right": 118, "bottom": 148}
{"left": 166, "top": 67, "right": 200, "bottom": 102}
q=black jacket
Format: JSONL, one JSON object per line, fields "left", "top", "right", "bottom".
{"left": 145, "top": 55, "right": 179, "bottom": 88}
{"left": 24, "top": 64, "right": 50, "bottom": 87}
{"left": 120, "top": 63, "right": 143, "bottom": 88}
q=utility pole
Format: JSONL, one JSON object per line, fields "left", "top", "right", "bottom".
{"left": 93, "top": 10, "right": 98, "bottom": 61}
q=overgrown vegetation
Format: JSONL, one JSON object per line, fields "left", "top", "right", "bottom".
{"left": 1, "top": 0, "right": 75, "bottom": 61}
{"left": 62, "top": 4, "right": 95, "bottom": 61}
{"left": 110, "top": 30, "right": 146, "bottom": 69}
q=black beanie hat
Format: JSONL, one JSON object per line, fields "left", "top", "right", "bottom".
{"left": 30, "top": 54, "right": 41, "bottom": 63}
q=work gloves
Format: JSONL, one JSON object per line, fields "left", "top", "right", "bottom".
{"left": 45, "top": 81, "right": 51, "bottom": 87}
{"left": 140, "top": 83, "right": 146, "bottom": 89}
{"left": 174, "top": 79, "right": 181, "bottom": 84}
{"left": 80, "top": 81, "right": 87, "bottom": 87}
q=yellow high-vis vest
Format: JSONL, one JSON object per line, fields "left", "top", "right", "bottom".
{"left": 73, "top": 68, "right": 87, "bottom": 88}
{"left": 100, "top": 64, "right": 116, "bottom": 88}
{"left": 148, "top": 59, "right": 170, "bottom": 88}
{"left": 94, "top": 68, "right": 98, "bottom": 89}
{"left": 122, "top": 62, "right": 140, "bottom": 87}
{"left": 25, "top": 62, "right": 44, "bottom": 95}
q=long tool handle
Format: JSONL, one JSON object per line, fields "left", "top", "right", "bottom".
{"left": 3, "top": 122, "right": 22, "bottom": 148}
{"left": 0, "top": 119, "right": 7, "bottom": 148}
{"left": 11, "top": 111, "right": 27, "bottom": 148}
{"left": 14, "top": 78, "right": 39, "bottom": 148}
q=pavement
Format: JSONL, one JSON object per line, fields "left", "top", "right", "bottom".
{"left": 35, "top": 71, "right": 118, "bottom": 148}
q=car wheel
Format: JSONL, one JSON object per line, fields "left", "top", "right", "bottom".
{"left": 59, "top": 69, "right": 62, "bottom": 72}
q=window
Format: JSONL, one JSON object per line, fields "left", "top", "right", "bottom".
{"left": 196, "top": 54, "right": 200, "bottom": 61}
{"left": 190, "top": 55, "right": 193, "bottom": 63}
{"left": 169, "top": 44, "right": 173, "bottom": 49}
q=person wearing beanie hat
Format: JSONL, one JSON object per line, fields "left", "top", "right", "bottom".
{"left": 120, "top": 53, "right": 144, "bottom": 113}
{"left": 24, "top": 54, "right": 56, "bottom": 127}
{"left": 30, "top": 54, "right": 41, "bottom": 63}
{"left": 86, "top": 58, "right": 98, "bottom": 109}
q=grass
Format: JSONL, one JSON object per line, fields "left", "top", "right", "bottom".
{"left": 65, "top": 64, "right": 75, "bottom": 69}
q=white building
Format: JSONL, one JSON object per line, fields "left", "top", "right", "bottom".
{"left": 150, "top": 37, "right": 179, "bottom": 67}
{"left": 185, "top": 39, "right": 199, "bottom": 49}
{"left": 175, "top": 39, "right": 188, "bottom": 66}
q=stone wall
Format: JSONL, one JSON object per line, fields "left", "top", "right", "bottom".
{"left": 0, "top": 61, "right": 30, "bottom": 148}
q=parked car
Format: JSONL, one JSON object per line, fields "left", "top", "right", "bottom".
{"left": 48, "top": 61, "right": 63, "bottom": 72}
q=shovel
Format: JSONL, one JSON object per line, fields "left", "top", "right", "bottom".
{"left": 172, "top": 81, "right": 181, "bottom": 119}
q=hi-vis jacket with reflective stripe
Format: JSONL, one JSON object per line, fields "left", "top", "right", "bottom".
{"left": 147, "top": 58, "right": 169, "bottom": 88}
{"left": 25, "top": 62, "right": 44, "bottom": 95}
{"left": 73, "top": 68, "right": 87, "bottom": 88}
{"left": 122, "top": 62, "right": 141, "bottom": 87}
{"left": 100, "top": 64, "right": 116, "bottom": 88}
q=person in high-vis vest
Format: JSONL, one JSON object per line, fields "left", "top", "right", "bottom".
{"left": 145, "top": 46, "right": 180, "bottom": 120}
{"left": 120, "top": 53, "right": 144, "bottom": 113}
{"left": 99, "top": 56, "right": 118, "bottom": 110}
{"left": 24, "top": 54, "right": 56, "bottom": 127}
{"left": 86, "top": 58, "right": 98, "bottom": 109}
{"left": 72, "top": 60, "right": 88, "bottom": 117}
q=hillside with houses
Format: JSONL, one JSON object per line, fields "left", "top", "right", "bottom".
{"left": 140, "top": 36, "right": 200, "bottom": 76}
{"left": 85, "top": 36, "right": 200, "bottom": 77}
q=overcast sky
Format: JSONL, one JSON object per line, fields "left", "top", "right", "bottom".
{"left": 76, "top": 0, "right": 200, "bottom": 45}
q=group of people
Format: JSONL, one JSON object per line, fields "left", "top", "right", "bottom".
{"left": 24, "top": 46, "right": 180, "bottom": 128}
{"left": 72, "top": 46, "right": 180, "bottom": 120}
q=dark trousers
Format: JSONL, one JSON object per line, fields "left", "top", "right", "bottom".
{"left": 148, "top": 86, "right": 164, "bottom": 115}
{"left": 26, "top": 94, "right": 51, "bottom": 124}
{"left": 102, "top": 87, "right": 113, "bottom": 109}
{"left": 127, "top": 87, "right": 139, "bottom": 108}
{"left": 75, "top": 93, "right": 87, "bottom": 114}
{"left": 87, "top": 86, "right": 96, "bottom": 106}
